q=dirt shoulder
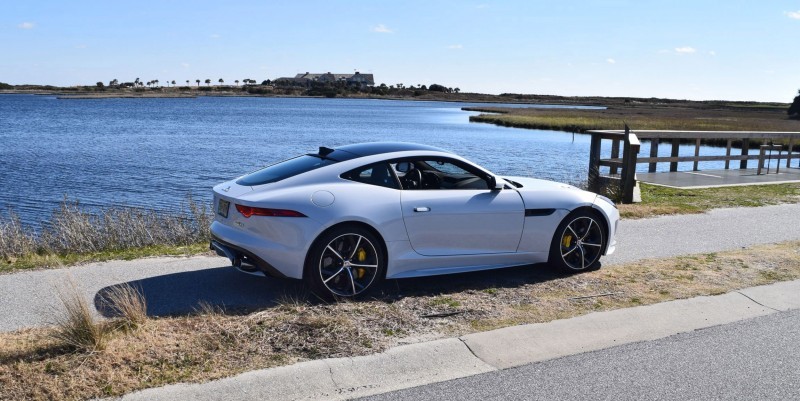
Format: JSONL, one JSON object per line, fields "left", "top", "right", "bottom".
{"left": 2, "top": 240, "right": 800, "bottom": 400}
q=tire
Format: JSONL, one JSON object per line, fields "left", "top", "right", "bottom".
{"left": 304, "top": 225, "right": 385, "bottom": 300}
{"left": 549, "top": 210, "right": 606, "bottom": 273}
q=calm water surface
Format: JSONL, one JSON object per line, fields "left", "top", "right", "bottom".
{"left": 0, "top": 95, "right": 727, "bottom": 225}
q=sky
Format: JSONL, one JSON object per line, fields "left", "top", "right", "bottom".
{"left": 2, "top": 1, "right": 799, "bottom": 102}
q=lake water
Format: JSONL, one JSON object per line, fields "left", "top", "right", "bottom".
{"left": 0, "top": 95, "right": 729, "bottom": 225}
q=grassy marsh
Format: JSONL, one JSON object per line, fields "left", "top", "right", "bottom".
{"left": 466, "top": 102, "right": 799, "bottom": 133}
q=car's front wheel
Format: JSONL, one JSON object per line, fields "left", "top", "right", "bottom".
{"left": 549, "top": 210, "right": 606, "bottom": 273}
{"left": 304, "top": 225, "right": 385, "bottom": 299}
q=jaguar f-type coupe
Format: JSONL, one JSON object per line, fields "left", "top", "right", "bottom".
{"left": 211, "top": 142, "right": 619, "bottom": 298}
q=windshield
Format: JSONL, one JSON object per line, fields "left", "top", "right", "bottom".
{"left": 236, "top": 155, "right": 337, "bottom": 186}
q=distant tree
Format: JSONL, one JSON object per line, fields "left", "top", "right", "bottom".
{"left": 109, "top": 79, "right": 118, "bottom": 87}
{"left": 789, "top": 90, "right": 800, "bottom": 118}
{"left": 419, "top": 84, "right": 427, "bottom": 90}
{"left": 171, "top": 80, "right": 176, "bottom": 86}
{"left": 205, "top": 79, "right": 211, "bottom": 86}
{"left": 235, "top": 80, "right": 239, "bottom": 86}
{"left": 196, "top": 79, "right": 201, "bottom": 86}
{"left": 135, "top": 77, "right": 141, "bottom": 87}
{"left": 428, "top": 83, "right": 447, "bottom": 92}
{"left": 454, "top": 87, "right": 461, "bottom": 93}
{"left": 218, "top": 78, "right": 224, "bottom": 85}
{"left": 186, "top": 80, "right": 190, "bottom": 86}
{"left": 96, "top": 81, "right": 104, "bottom": 88}
{"left": 154, "top": 79, "right": 159, "bottom": 87}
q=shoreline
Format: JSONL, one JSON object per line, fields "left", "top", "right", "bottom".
{"left": 1, "top": 88, "right": 787, "bottom": 108}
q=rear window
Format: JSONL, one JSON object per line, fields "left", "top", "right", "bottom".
{"left": 236, "top": 155, "right": 337, "bottom": 186}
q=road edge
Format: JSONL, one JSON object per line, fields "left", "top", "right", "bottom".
{"left": 116, "top": 279, "right": 800, "bottom": 401}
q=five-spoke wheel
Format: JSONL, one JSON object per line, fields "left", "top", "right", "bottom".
{"left": 305, "top": 226, "right": 385, "bottom": 299}
{"left": 550, "top": 211, "right": 605, "bottom": 272}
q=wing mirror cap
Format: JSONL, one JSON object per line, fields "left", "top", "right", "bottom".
{"left": 489, "top": 175, "right": 504, "bottom": 191}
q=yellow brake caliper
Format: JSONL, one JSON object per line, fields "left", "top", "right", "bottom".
{"left": 355, "top": 248, "right": 367, "bottom": 278}
{"left": 562, "top": 234, "right": 573, "bottom": 248}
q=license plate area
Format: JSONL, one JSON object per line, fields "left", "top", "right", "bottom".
{"left": 217, "top": 198, "right": 230, "bottom": 218}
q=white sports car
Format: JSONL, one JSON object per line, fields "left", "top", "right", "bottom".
{"left": 210, "top": 142, "right": 619, "bottom": 298}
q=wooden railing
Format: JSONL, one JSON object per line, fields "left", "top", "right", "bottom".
{"left": 587, "top": 129, "right": 800, "bottom": 204}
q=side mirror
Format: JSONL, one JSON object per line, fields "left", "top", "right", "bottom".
{"left": 488, "top": 175, "right": 503, "bottom": 191}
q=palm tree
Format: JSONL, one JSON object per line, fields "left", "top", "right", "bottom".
{"left": 196, "top": 79, "right": 200, "bottom": 87}
{"left": 186, "top": 80, "right": 190, "bottom": 86}
{"left": 235, "top": 80, "right": 239, "bottom": 86}
{"left": 205, "top": 79, "right": 211, "bottom": 86}
{"left": 171, "top": 80, "right": 176, "bottom": 86}
{"left": 218, "top": 78, "right": 224, "bottom": 86}
{"left": 154, "top": 79, "right": 159, "bottom": 87}
{"left": 454, "top": 87, "right": 461, "bottom": 93}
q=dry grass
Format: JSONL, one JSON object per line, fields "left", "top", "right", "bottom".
{"left": 2, "top": 241, "right": 800, "bottom": 400}
{"left": 618, "top": 183, "right": 800, "bottom": 219}
{"left": 0, "top": 196, "right": 212, "bottom": 272}
{"left": 100, "top": 284, "right": 148, "bottom": 329}
{"left": 49, "top": 279, "right": 109, "bottom": 353}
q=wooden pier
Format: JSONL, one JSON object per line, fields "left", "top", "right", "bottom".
{"left": 587, "top": 129, "right": 800, "bottom": 203}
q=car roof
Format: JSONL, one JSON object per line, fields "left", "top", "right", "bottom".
{"left": 316, "top": 142, "right": 451, "bottom": 161}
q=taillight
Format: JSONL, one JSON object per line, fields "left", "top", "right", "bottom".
{"left": 235, "top": 204, "right": 307, "bottom": 218}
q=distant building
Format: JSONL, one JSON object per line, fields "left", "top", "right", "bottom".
{"left": 275, "top": 71, "right": 375, "bottom": 87}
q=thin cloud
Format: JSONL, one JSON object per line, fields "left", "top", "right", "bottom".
{"left": 181, "top": 63, "right": 190, "bottom": 68}
{"left": 606, "top": 58, "right": 616, "bottom": 64}
{"left": 785, "top": 10, "right": 800, "bottom": 19}
{"left": 675, "top": 46, "right": 696, "bottom": 54}
{"left": 448, "top": 44, "right": 463, "bottom": 49}
{"left": 209, "top": 34, "right": 221, "bottom": 39}
{"left": 371, "top": 24, "right": 393, "bottom": 33}
{"left": 17, "top": 22, "right": 35, "bottom": 29}
{"left": 709, "top": 50, "right": 716, "bottom": 56}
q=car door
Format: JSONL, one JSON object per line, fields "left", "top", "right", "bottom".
{"left": 398, "top": 158, "right": 525, "bottom": 256}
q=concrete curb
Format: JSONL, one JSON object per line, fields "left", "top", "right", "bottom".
{"left": 117, "top": 280, "right": 800, "bottom": 401}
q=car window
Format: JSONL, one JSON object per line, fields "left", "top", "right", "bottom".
{"left": 237, "top": 155, "right": 337, "bottom": 186}
{"left": 342, "top": 163, "right": 400, "bottom": 189}
{"left": 393, "top": 158, "right": 489, "bottom": 190}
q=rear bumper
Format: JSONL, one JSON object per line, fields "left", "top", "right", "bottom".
{"left": 210, "top": 235, "right": 288, "bottom": 279}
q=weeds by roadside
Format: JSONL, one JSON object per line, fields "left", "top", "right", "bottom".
{"left": 100, "top": 284, "right": 148, "bottom": 329}
{"left": 0, "top": 196, "right": 212, "bottom": 272}
{"left": 2, "top": 241, "right": 800, "bottom": 401}
{"left": 618, "top": 183, "right": 800, "bottom": 219}
{"left": 50, "top": 279, "right": 109, "bottom": 352}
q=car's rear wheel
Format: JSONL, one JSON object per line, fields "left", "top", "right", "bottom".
{"left": 304, "top": 225, "right": 385, "bottom": 299}
{"left": 549, "top": 210, "right": 606, "bottom": 273}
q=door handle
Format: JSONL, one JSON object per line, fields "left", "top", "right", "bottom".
{"left": 413, "top": 207, "right": 431, "bottom": 212}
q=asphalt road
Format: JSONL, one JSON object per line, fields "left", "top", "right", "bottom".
{"left": 2, "top": 203, "right": 800, "bottom": 332}
{"left": 359, "top": 309, "right": 800, "bottom": 401}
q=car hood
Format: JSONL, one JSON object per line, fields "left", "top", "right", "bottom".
{"left": 501, "top": 176, "right": 597, "bottom": 209}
